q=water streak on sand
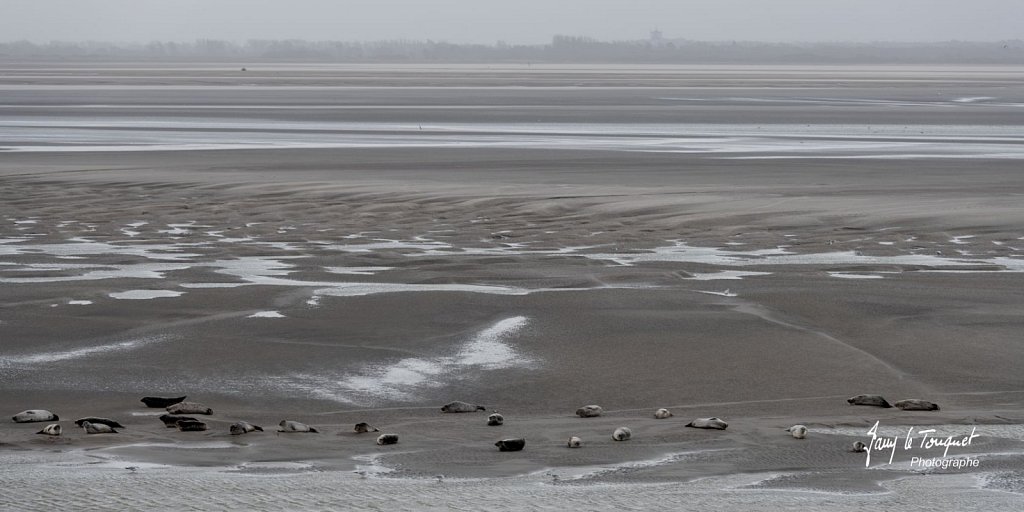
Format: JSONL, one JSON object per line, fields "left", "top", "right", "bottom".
{"left": 0, "top": 335, "right": 166, "bottom": 364}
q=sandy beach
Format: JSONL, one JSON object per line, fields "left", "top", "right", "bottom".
{"left": 1, "top": 63, "right": 1023, "bottom": 510}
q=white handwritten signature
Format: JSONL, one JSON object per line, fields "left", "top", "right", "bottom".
{"left": 863, "top": 420, "right": 980, "bottom": 467}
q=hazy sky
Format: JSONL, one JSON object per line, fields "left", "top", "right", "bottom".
{"left": 4, "top": 0, "right": 1022, "bottom": 44}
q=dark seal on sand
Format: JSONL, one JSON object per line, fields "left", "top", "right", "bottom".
{"left": 230, "top": 421, "right": 264, "bottom": 435}
{"left": 141, "top": 396, "right": 187, "bottom": 408}
{"left": 354, "top": 422, "right": 379, "bottom": 433}
{"left": 12, "top": 410, "right": 58, "bottom": 423}
{"left": 441, "top": 401, "right": 486, "bottom": 413}
{"left": 376, "top": 434, "right": 399, "bottom": 445}
{"left": 159, "top": 414, "right": 198, "bottom": 428}
{"left": 686, "top": 417, "right": 728, "bottom": 430}
{"left": 847, "top": 395, "right": 892, "bottom": 408}
{"left": 495, "top": 438, "right": 525, "bottom": 452}
{"left": 176, "top": 419, "right": 208, "bottom": 432}
{"left": 487, "top": 413, "right": 504, "bottom": 426}
{"left": 575, "top": 405, "right": 603, "bottom": 418}
{"left": 166, "top": 402, "right": 213, "bottom": 415}
{"left": 894, "top": 399, "right": 940, "bottom": 411}
{"left": 74, "top": 417, "right": 125, "bottom": 429}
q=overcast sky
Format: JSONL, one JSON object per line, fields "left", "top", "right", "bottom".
{"left": 4, "top": 0, "right": 1022, "bottom": 44}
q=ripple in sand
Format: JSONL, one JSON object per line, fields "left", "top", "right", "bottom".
{"left": 109, "top": 290, "right": 185, "bottom": 300}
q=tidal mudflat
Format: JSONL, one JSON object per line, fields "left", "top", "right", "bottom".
{"left": 1, "top": 63, "right": 1023, "bottom": 509}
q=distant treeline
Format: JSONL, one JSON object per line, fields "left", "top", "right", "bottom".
{"left": 2, "top": 36, "right": 1023, "bottom": 64}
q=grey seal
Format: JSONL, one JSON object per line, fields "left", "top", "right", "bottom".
{"left": 74, "top": 417, "right": 125, "bottom": 429}
{"left": 354, "top": 422, "right": 379, "bottom": 434}
{"left": 487, "top": 413, "right": 504, "bottom": 426}
{"left": 141, "top": 396, "right": 187, "bottom": 408}
{"left": 159, "top": 414, "right": 198, "bottom": 428}
{"left": 176, "top": 419, "right": 208, "bottom": 432}
{"left": 278, "top": 420, "right": 318, "bottom": 433}
{"left": 894, "top": 399, "right": 940, "bottom": 411}
{"left": 376, "top": 434, "right": 399, "bottom": 445}
{"left": 851, "top": 441, "right": 868, "bottom": 453}
{"left": 847, "top": 395, "right": 892, "bottom": 408}
{"left": 81, "top": 421, "right": 117, "bottom": 434}
{"left": 165, "top": 402, "right": 213, "bottom": 415}
{"left": 441, "top": 401, "right": 486, "bottom": 413}
{"left": 612, "top": 427, "right": 632, "bottom": 441}
{"left": 12, "top": 410, "right": 58, "bottom": 423}
{"left": 567, "top": 436, "right": 582, "bottom": 448}
{"left": 686, "top": 417, "right": 728, "bottom": 430}
{"left": 575, "top": 405, "right": 603, "bottom": 418}
{"left": 654, "top": 408, "right": 673, "bottom": 419}
{"left": 230, "top": 421, "right": 263, "bottom": 435}
{"left": 495, "top": 438, "right": 525, "bottom": 452}
{"left": 36, "top": 424, "right": 62, "bottom": 436}
{"left": 787, "top": 425, "right": 808, "bottom": 439}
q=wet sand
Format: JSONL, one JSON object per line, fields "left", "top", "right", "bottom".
{"left": 1, "top": 63, "right": 1023, "bottom": 509}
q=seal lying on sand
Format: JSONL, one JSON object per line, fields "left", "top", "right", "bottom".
{"left": 495, "top": 438, "right": 525, "bottom": 452}
{"left": 487, "top": 413, "right": 504, "bottom": 426}
{"left": 278, "top": 420, "right": 318, "bottom": 433}
{"left": 376, "top": 434, "right": 399, "bottom": 445}
{"left": 567, "top": 436, "right": 582, "bottom": 448}
{"left": 159, "top": 414, "right": 198, "bottom": 428}
{"left": 81, "top": 421, "right": 117, "bottom": 434}
{"left": 441, "top": 401, "right": 486, "bottom": 413}
{"left": 230, "top": 421, "right": 263, "bottom": 435}
{"left": 894, "top": 399, "right": 940, "bottom": 411}
{"left": 74, "top": 417, "right": 125, "bottom": 429}
{"left": 575, "top": 405, "right": 603, "bottom": 418}
{"left": 166, "top": 402, "right": 212, "bottom": 415}
{"left": 851, "top": 441, "right": 868, "bottom": 453}
{"left": 12, "top": 410, "right": 58, "bottom": 423}
{"left": 612, "top": 427, "right": 632, "bottom": 441}
{"left": 141, "top": 396, "right": 186, "bottom": 408}
{"left": 37, "top": 424, "right": 61, "bottom": 436}
{"left": 847, "top": 395, "right": 892, "bottom": 408}
{"left": 787, "top": 425, "right": 808, "bottom": 439}
{"left": 354, "top": 422, "right": 379, "bottom": 433}
{"left": 176, "top": 419, "right": 207, "bottom": 432}
{"left": 686, "top": 417, "right": 728, "bottom": 430}
{"left": 654, "top": 408, "right": 673, "bottom": 419}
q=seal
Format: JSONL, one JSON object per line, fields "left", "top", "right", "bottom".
{"left": 575, "top": 405, "right": 603, "bottom": 418}
{"left": 847, "top": 395, "right": 892, "bottom": 408}
{"left": 159, "top": 414, "right": 198, "bottom": 428}
{"left": 612, "top": 427, "right": 632, "bottom": 441}
{"left": 12, "top": 410, "right": 58, "bottom": 423}
{"left": 140, "top": 396, "right": 187, "bottom": 408}
{"left": 353, "top": 422, "right": 379, "bottom": 434}
{"left": 176, "top": 419, "right": 208, "bottom": 432}
{"left": 376, "top": 434, "right": 399, "bottom": 445}
{"left": 441, "top": 401, "right": 486, "bottom": 413}
{"left": 495, "top": 438, "right": 525, "bottom": 452}
{"left": 567, "top": 436, "right": 582, "bottom": 448}
{"left": 36, "top": 424, "right": 61, "bottom": 436}
{"left": 851, "top": 441, "right": 868, "bottom": 453}
{"left": 654, "top": 408, "right": 673, "bottom": 419}
{"left": 81, "top": 421, "right": 117, "bottom": 434}
{"left": 165, "top": 402, "right": 213, "bottom": 415}
{"left": 787, "top": 424, "right": 808, "bottom": 439}
{"left": 230, "top": 421, "right": 263, "bottom": 435}
{"left": 487, "top": 413, "right": 504, "bottom": 426}
{"left": 686, "top": 417, "right": 728, "bottom": 430}
{"left": 278, "top": 420, "right": 318, "bottom": 433}
{"left": 893, "top": 399, "right": 940, "bottom": 411}
{"left": 74, "top": 417, "right": 125, "bottom": 429}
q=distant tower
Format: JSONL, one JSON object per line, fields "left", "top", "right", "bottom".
{"left": 650, "top": 29, "right": 663, "bottom": 45}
